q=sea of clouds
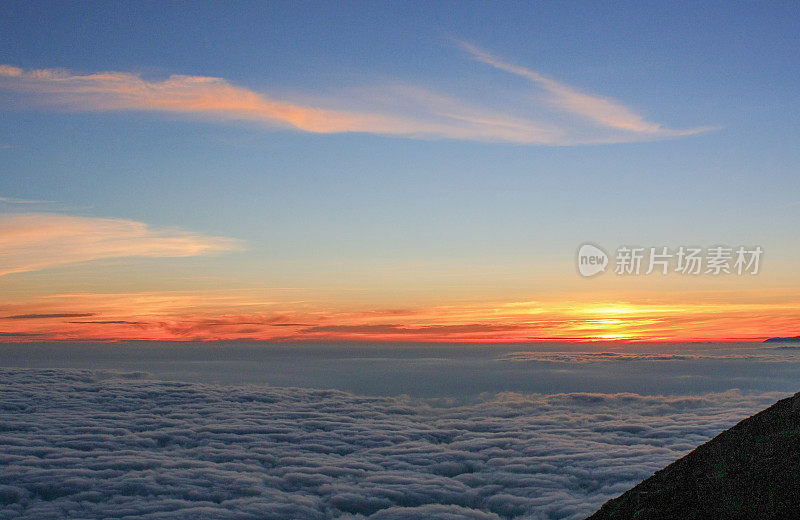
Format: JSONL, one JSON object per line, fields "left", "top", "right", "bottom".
{"left": 0, "top": 368, "right": 787, "bottom": 519}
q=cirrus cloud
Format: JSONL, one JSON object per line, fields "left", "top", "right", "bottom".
{"left": 0, "top": 64, "right": 561, "bottom": 144}
{"left": 0, "top": 212, "right": 239, "bottom": 276}
{"left": 457, "top": 41, "right": 713, "bottom": 138}
{"left": 0, "top": 41, "right": 711, "bottom": 146}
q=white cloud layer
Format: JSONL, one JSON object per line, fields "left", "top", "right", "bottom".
{"left": 0, "top": 369, "right": 784, "bottom": 519}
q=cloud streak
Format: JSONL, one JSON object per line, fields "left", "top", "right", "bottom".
{"left": 499, "top": 350, "right": 798, "bottom": 363}
{"left": 0, "top": 196, "right": 52, "bottom": 205}
{"left": 2, "top": 313, "right": 95, "bottom": 320}
{"left": 0, "top": 64, "right": 560, "bottom": 144}
{"left": 458, "top": 41, "right": 712, "bottom": 138}
{"left": 0, "top": 213, "right": 239, "bottom": 276}
{"left": 0, "top": 53, "right": 709, "bottom": 145}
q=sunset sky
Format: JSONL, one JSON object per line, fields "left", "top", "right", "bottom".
{"left": 1, "top": 1, "right": 798, "bottom": 342}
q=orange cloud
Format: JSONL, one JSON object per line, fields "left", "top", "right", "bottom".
{"left": 0, "top": 60, "right": 710, "bottom": 145}
{"left": 0, "top": 65, "right": 560, "bottom": 143}
{"left": 0, "top": 213, "right": 239, "bottom": 276}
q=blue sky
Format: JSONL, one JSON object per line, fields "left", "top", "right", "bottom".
{"left": 0, "top": 1, "right": 798, "bottom": 341}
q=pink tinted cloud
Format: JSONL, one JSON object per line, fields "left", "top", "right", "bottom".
{"left": 0, "top": 213, "right": 239, "bottom": 276}
{"left": 0, "top": 65, "right": 560, "bottom": 143}
{"left": 0, "top": 61, "right": 711, "bottom": 144}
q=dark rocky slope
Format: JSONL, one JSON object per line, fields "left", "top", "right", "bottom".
{"left": 586, "top": 392, "right": 800, "bottom": 520}
{"left": 764, "top": 336, "right": 800, "bottom": 343}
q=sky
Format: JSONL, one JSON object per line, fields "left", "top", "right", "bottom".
{"left": 0, "top": 1, "right": 799, "bottom": 342}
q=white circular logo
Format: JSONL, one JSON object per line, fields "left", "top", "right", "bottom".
{"left": 577, "top": 243, "right": 608, "bottom": 277}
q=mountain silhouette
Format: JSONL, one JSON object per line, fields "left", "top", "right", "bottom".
{"left": 764, "top": 336, "right": 800, "bottom": 343}
{"left": 586, "top": 392, "right": 800, "bottom": 520}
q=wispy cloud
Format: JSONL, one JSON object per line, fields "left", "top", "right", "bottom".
{"left": 0, "top": 54, "right": 710, "bottom": 145}
{"left": 0, "top": 196, "right": 52, "bottom": 205}
{"left": 0, "top": 64, "right": 560, "bottom": 144}
{"left": 0, "top": 213, "right": 239, "bottom": 276}
{"left": 2, "top": 313, "right": 95, "bottom": 320}
{"left": 457, "top": 41, "right": 713, "bottom": 139}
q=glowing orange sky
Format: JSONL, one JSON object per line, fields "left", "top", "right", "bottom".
{"left": 2, "top": 288, "right": 798, "bottom": 343}
{"left": 0, "top": 211, "right": 797, "bottom": 343}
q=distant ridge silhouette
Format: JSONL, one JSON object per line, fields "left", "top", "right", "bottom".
{"left": 764, "top": 336, "right": 800, "bottom": 343}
